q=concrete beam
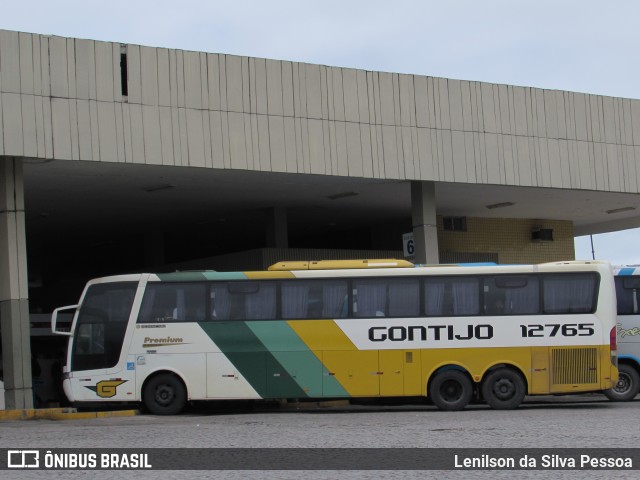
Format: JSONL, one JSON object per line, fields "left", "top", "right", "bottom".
{"left": 573, "top": 216, "right": 640, "bottom": 237}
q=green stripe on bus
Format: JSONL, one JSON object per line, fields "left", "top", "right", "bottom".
{"left": 202, "top": 272, "right": 248, "bottom": 281}
{"left": 246, "top": 321, "right": 349, "bottom": 398}
{"left": 157, "top": 271, "right": 248, "bottom": 282}
{"left": 199, "top": 321, "right": 308, "bottom": 399}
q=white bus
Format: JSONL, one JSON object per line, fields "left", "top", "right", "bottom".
{"left": 52, "top": 260, "right": 618, "bottom": 414}
{"left": 604, "top": 266, "right": 640, "bottom": 401}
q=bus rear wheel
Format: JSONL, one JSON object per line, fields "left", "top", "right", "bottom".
{"left": 482, "top": 368, "right": 525, "bottom": 410}
{"left": 604, "top": 364, "right": 640, "bottom": 402}
{"left": 143, "top": 373, "right": 187, "bottom": 415}
{"left": 429, "top": 370, "right": 473, "bottom": 411}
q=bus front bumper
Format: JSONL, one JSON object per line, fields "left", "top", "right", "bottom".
{"left": 62, "top": 379, "right": 76, "bottom": 402}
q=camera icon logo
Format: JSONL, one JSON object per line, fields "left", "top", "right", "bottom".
{"left": 7, "top": 450, "right": 40, "bottom": 468}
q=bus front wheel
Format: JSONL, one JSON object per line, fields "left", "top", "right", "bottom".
{"left": 482, "top": 368, "right": 526, "bottom": 410}
{"left": 143, "top": 373, "right": 187, "bottom": 415}
{"left": 604, "top": 364, "right": 640, "bottom": 402}
{"left": 429, "top": 370, "right": 473, "bottom": 411}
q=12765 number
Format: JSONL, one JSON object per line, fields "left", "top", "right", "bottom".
{"left": 520, "top": 323, "right": 595, "bottom": 338}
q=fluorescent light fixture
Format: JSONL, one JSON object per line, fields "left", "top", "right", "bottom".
{"left": 606, "top": 206, "right": 636, "bottom": 214}
{"left": 23, "top": 157, "right": 54, "bottom": 165}
{"left": 327, "top": 191, "right": 359, "bottom": 200}
{"left": 144, "top": 183, "right": 176, "bottom": 193}
{"left": 485, "top": 202, "right": 515, "bottom": 210}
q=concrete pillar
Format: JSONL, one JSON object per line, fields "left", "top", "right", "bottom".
{"left": 411, "top": 181, "right": 439, "bottom": 264}
{"left": 0, "top": 157, "right": 33, "bottom": 409}
{"left": 265, "top": 207, "right": 288, "bottom": 248}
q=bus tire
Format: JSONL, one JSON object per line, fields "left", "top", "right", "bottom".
{"left": 143, "top": 373, "right": 187, "bottom": 415}
{"left": 604, "top": 364, "right": 640, "bottom": 402}
{"left": 429, "top": 370, "right": 473, "bottom": 411}
{"left": 482, "top": 368, "right": 526, "bottom": 410}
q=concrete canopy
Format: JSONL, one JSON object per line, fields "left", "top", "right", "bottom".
{"left": 23, "top": 159, "right": 640, "bottom": 249}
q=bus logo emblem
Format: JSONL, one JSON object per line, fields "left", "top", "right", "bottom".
{"left": 86, "top": 380, "right": 127, "bottom": 398}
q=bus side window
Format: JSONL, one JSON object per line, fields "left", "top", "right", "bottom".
{"left": 616, "top": 276, "right": 640, "bottom": 315}
{"left": 485, "top": 296, "right": 506, "bottom": 315}
{"left": 174, "top": 285, "right": 206, "bottom": 321}
{"left": 484, "top": 275, "right": 539, "bottom": 316}
{"left": 388, "top": 279, "right": 419, "bottom": 317}
{"left": 137, "top": 285, "right": 174, "bottom": 323}
{"left": 424, "top": 279, "right": 446, "bottom": 316}
{"left": 543, "top": 274, "right": 597, "bottom": 314}
{"left": 211, "top": 285, "right": 232, "bottom": 320}
{"left": 211, "top": 282, "right": 276, "bottom": 321}
{"left": 424, "top": 277, "right": 479, "bottom": 316}
{"left": 282, "top": 283, "right": 311, "bottom": 319}
{"left": 322, "top": 281, "right": 348, "bottom": 319}
{"left": 353, "top": 280, "right": 387, "bottom": 318}
{"left": 138, "top": 283, "right": 206, "bottom": 323}
{"left": 244, "top": 284, "right": 276, "bottom": 319}
{"left": 451, "top": 278, "right": 480, "bottom": 316}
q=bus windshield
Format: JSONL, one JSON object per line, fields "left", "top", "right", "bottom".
{"left": 70, "top": 282, "right": 137, "bottom": 371}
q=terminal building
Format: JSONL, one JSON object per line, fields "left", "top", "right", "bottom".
{"left": 2, "top": 29, "right": 640, "bottom": 408}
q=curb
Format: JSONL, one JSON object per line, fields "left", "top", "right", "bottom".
{"left": 0, "top": 408, "right": 139, "bottom": 421}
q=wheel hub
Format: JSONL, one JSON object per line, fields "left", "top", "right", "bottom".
{"left": 615, "top": 374, "right": 630, "bottom": 394}
{"left": 493, "top": 379, "right": 515, "bottom": 399}
{"left": 156, "top": 385, "right": 175, "bottom": 405}
{"left": 441, "top": 380, "right": 462, "bottom": 401}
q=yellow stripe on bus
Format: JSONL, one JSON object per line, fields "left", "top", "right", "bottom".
{"left": 288, "top": 320, "right": 381, "bottom": 396}
{"left": 244, "top": 271, "right": 296, "bottom": 279}
{"left": 287, "top": 320, "right": 357, "bottom": 351}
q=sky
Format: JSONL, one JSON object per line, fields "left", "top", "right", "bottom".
{"left": 3, "top": 0, "right": 640, "bottom": 264}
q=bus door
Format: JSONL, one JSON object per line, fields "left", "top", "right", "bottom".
{"left": 379, "top": 350, "right": 422, "bottom": 396}
{"left": 65, "top": 282, "right": 138, "bottom": 402}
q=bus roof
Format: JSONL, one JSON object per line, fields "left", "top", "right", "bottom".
{"left": 83, "top": 260, "right": 613, "bottom": 285}
{"left": 268, "top": 259, "right": 414, "bottom": 271}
